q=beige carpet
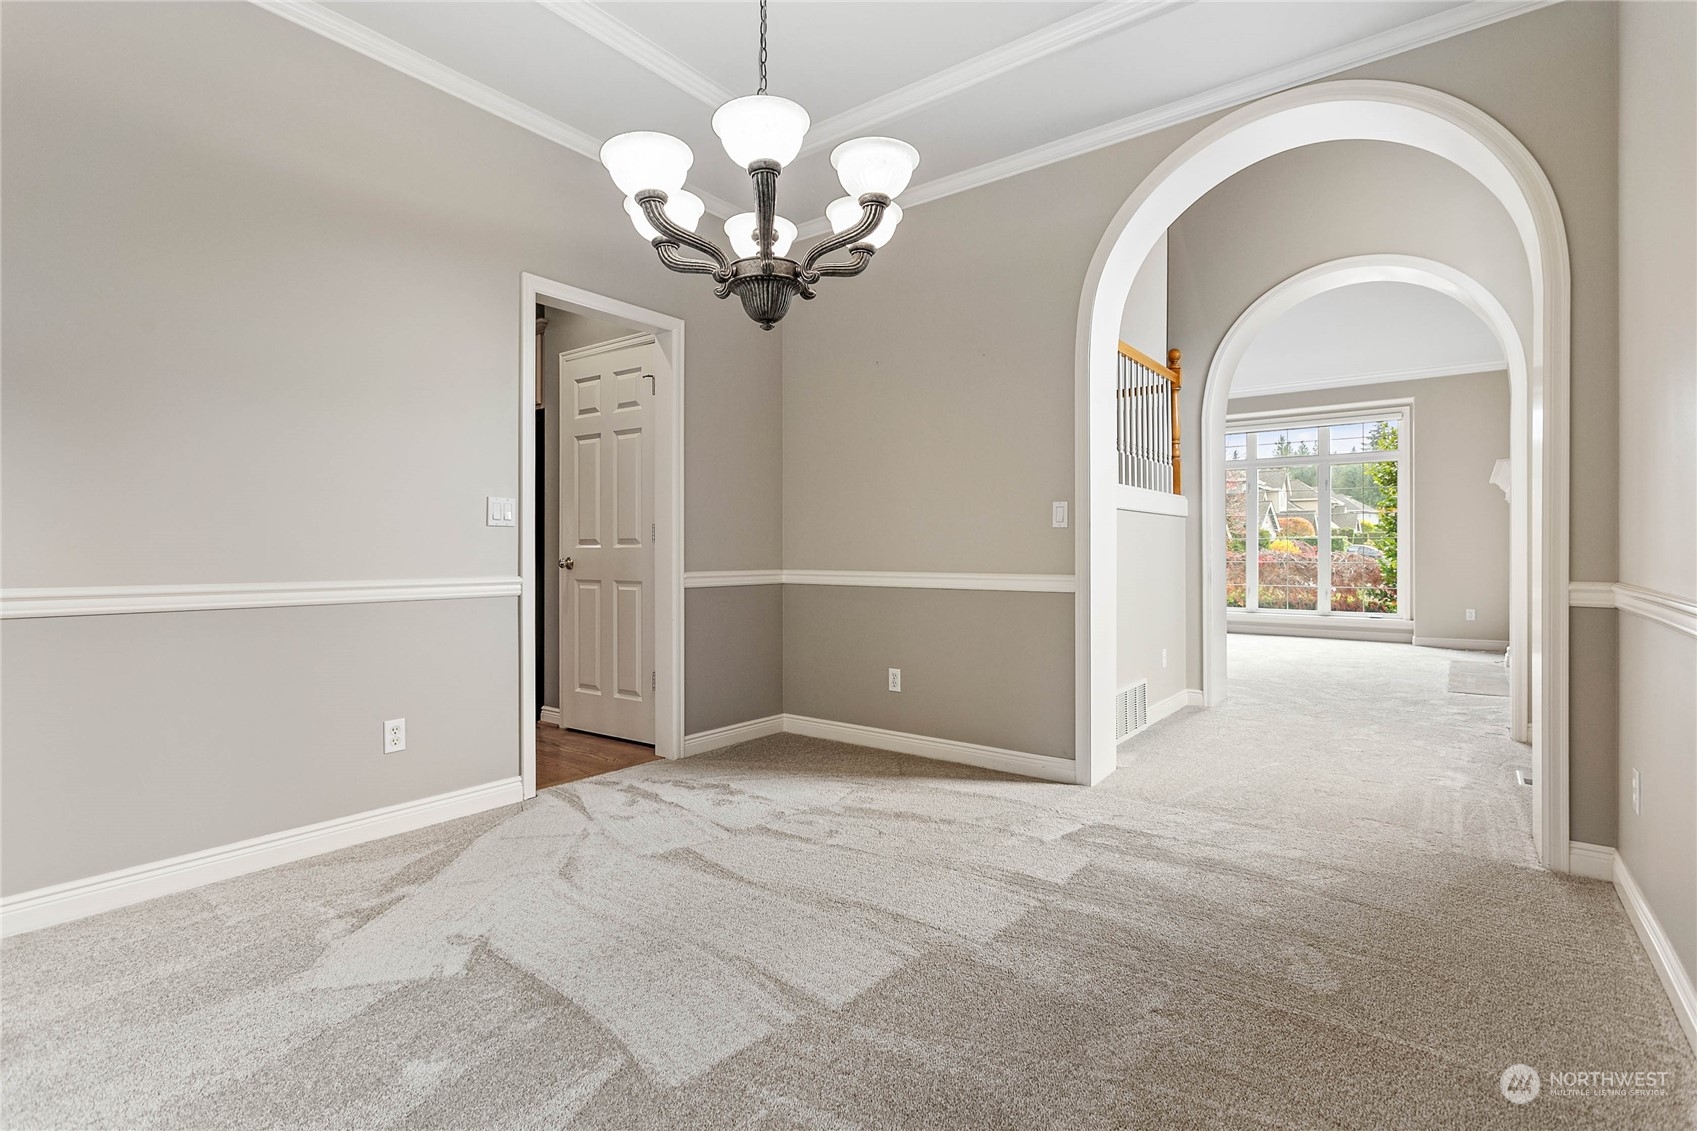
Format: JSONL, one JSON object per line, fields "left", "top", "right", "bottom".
{"left": 3, "top": 636, "right": 1692, "bottom": 1128}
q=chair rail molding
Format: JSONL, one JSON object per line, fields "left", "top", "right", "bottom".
{"left": 1567, "top": 580, "right": 1697, "bottom": 638}
{"left": 0, "top": 577, "right": 522, "bottom": 619}
{"left": 683, "top": 570, "right": 1075, "bottom": 593}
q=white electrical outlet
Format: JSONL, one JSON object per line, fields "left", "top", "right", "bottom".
{"left": 384, "top": 718, "right": 406, "bottom": 754}
{"left": 1466, "top": 608, "right": 1477, "bottom": 621}
{"left": 888, "top": 668, "right": 901, "bottom": 692}
{"left": 1051, "top": 501, "right": 1069, "bottom": 528}
{"left": 1632, "top": 768, "right": 1641, "bottom": 815}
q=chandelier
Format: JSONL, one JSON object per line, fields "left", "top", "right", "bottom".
{"left": 597, "top": 0, "right": 920, "bottom": 330}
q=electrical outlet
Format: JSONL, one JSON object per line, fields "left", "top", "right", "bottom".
{"left": 1161, "top": 648, "right": 1168, "bottom": 669}
{"left": 1632, "top": 768, "right": 1641, "bottom": 815}
{"left": 888, "top": 668, "right": 901, "bottom": 692}
{"left": 1051, "top": 501, "right": 1069, "bottom": 528}
{"left": 384, "top": 718, "right": 406, "bottom": 754}
{"left": 1466, "top": 608, "right": 1477, "bottom": 621}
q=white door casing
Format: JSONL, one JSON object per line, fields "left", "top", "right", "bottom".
{"left": 559, "top": 334, "right": 660, "bottom": 743}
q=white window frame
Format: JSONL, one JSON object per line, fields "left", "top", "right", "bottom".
{"left": 1224, "top": 399, "right": 1413, "bottom": 621}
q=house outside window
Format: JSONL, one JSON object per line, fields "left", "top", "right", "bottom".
{"left": 1224, "top": 405, "right": 1407, "bottom": 618}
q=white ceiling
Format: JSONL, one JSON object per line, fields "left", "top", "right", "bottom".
{"left": 1232, "top": 282, "right": 1506, "bottom": 397}
{"left": 271, "top": 1, "right": 1550, "bottom": 235}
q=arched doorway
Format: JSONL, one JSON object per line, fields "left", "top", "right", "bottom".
{"left": 1200, "top": 255, "right": 1531, "bottom": 743}
{"left": 1073, "top": 80, "right": 1572, "bottom": 872}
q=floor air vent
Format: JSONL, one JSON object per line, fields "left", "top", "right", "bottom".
{"left": 1116, "top": 681, "right": 1149, "bottom": 742}
{"left": 1515, "top": 768, "right": 1534, "bottom": 787}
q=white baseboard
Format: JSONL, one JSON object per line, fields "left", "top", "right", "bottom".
{"left": 538, "top": 705, "right": 561, "bottom": 727}
{"left": 781, "top": 715, "right": 1075, "bottom": 783}
{"left": 1148, "top": 688, "right": 1202, "bottom": 727}
{"left": 1413, "top": 636, "right": 1509, "bottom": 651}
{"left": 681, "top": 714, "right": 785, "bottom": 757}
{"left": 1613, "top": 853, "right": 1697, "bottom": 1054}
{"left": 0, "top": 777, "right": 524, "bottom": 938}
{"left": 1227, "top": 615, "right": 1413, "bottom": 644}
{"left": 1567, "top": 840, "right": 1615, "bottom": 881}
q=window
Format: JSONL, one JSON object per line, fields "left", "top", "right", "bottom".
{"left": 1222, "top": 408, "right": 1405, "bottom": 618}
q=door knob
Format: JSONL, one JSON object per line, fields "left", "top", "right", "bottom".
{"left": 560, "top": 557, "right": 574, "bottom": 570}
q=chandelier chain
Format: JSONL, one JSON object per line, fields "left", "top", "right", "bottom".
{"left": 757, "top": 0, "right": 768, "bottom": 95}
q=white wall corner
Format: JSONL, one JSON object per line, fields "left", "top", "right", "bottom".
{"left": 1613, "top": 853, "right": 1697, "bottom": 1054}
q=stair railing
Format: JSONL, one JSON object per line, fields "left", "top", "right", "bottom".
{"left": 1116, "top": 343, "right": 1182, "bottom": 494}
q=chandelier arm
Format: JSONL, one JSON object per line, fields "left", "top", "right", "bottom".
{"left": 799, "top": 195, "right": 889, "bottom": 273}
{"left": 635, "top": 192, "right": 732, "bottom": 275}
{"left": 805, "top": 245, "right": 875, "bottom": 280}
{"left": 653, "top": 243, "right": 722, "bottom": 276}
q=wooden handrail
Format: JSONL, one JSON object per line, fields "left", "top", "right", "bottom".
{"left": 1168, "top": 348, "right": 1182, "bottom": 494}
{"left": 1117, "top": 340, "right": 1180, "bottom": 382}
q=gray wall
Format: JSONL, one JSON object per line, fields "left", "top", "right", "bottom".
{"left": 0, "top": 2, "right": 782, "bottom": 895}
{"left": 687, "top": 586, "right": 784, "bottom": 734}
{"left": 1614, "top": 0, "right": 1697, "bottom": 975}
{"left": 782, "top": 2, "right": 1618, "bottom": 769}
{"left": 783, "top": 587, "right": 1074, "bottom": 759}
{"left": 1117, "top": 510, "right": 1189, "bottom": 710}
{"left": 1228, "top": 370, "right": 1512, "bottom": 646}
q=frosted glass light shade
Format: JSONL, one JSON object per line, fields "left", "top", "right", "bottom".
{"left": 826, "top": 196, "right": 904, "bottom": 248}
{"left": 712, "top": 95, "right": 810, "bottom": 168}
{"left": 724, "top": 212, "right": 797, "bottom": 258}
{"left": 599, "top": 132, "right": 693, "bottom": 195}
{"left": 830, "top": 137, "right": 920, "bottom": 199}
{"left": 623, "top": 191, "right": 705, "bottom": 240}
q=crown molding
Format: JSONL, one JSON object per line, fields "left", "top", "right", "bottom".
{"left": 249, "top": 1, "right": 739, "bottom": 219}
{"left": 535, "top": 1, "right": 735, "bottom": 109}
{"left": 893, "top": 0, "right": 1556, "bottom": 214}
{"left": 798, "top": 1, "right": 1191, "bottom": 158}
{"left": 1228, "top": 359, "right": 1508, "bottom": 400}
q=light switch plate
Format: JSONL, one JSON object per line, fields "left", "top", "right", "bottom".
{"left": 1051, "top": 501, "right": 1069, "bottom": 528}
{"left": 487, "top": 496, "right": 516, "bottom": 527}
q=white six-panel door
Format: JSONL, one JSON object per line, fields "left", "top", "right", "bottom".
{"left": 558, "top": 337, "right": 658, "bottom": 744}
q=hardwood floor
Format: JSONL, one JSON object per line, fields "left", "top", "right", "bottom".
{"left": 535, "top": 721, "right": 659, "bottom": 790}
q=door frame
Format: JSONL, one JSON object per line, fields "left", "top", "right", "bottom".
{"left": 520, "top": 274, "right": 685, "bottom": 798}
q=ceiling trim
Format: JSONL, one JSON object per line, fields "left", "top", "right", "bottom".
{"left": 1229, "top": 359, "right": 1509, "bottom": 400}
{"left": 250, "top": 1, "right": 741, "bottom": 218}
{"left": 535, "top": 1, "right": 737, "bottom": 109}
{"left": 894, "top": 0, "right": 1556, "bottom": 214}
{"left": 798, "top": 1, "right": 1192, "bottom": 158}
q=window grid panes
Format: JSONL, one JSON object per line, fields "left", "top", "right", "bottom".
{"left": 1225, "top": 412, "right": 1404, "bottom": 619}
